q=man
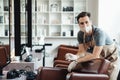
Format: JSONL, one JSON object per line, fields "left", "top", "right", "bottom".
{"left": 66, "top": 12, "right": 119, "bottom": 80}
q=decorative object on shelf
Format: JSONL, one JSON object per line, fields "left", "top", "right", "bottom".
{"left": 33, "top": 35, "right": 45, "bottom": 45}
{"left": 63, "top": 6, "right": 73, "bottom": 11}
{"left": 4, "top": 14, "right": 9, "bottom": 24}
{"left": 62, "top": 15, "right": 73, "bottom": 24}
{"left": 70, "top": 30, "right": 73, "bottom": 36}
{"left": 63, "top": 32, "right": 66, "bottom": 36}
{"left": 5, "top": 30, "right": 9, "bottom": 36}
{"left": 0, "top": 16, "right": 3, "bottom": 23}
{"left": 62, "top": 30, "right": 73, "bottom": 37}
{"left": 75, "top": 16, "right": 78, "bottom": 24}
{"left": 38, "top": 3, "right": 47, "bottom": 12}
{"left": 38, "top": 16, "right": 47, "bottom": 24}
{"left": 0, "top": 6, "right": 2, "bottom": 11}
{"left": 24, "top": 54, "right": 33, "bottom": 62}
{"left": 4, "top": 6, "right": 9, "bottom": 11}
{"left": 21, "top": 2, "right": 25, "bottom": 12}
{"left": 50, "top": 3, "right": 59, "bottom": 12}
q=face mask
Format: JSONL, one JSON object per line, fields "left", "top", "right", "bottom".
{"left": 80, "top": 26, "right": 92, "bottom": 33}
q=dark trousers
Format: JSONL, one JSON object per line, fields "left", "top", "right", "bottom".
{"left": 117, "top": 70, "right": 120, "bottom": 80}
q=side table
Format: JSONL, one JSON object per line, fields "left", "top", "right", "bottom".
{"left": 3, "top": 61, "right": 40, "bottom": 71}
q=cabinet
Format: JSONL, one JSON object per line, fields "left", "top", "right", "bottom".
{"left": 32, "top": 0, "right": 87, "bottom": 37}
{"left": 0, "top": 0, "right": 97, "bottom": 44}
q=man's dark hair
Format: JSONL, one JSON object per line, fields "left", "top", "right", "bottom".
{"left": 77, "top": 12, "right": 91, "bottom": 23}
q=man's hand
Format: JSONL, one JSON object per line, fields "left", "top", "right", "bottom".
{"left": 65, "top": 53, "right": 78, "bottom": 61}
{"left": 67, "top": 60, "right": 78, "bottom": 72}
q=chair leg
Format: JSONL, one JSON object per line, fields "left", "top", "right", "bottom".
{"left": 0, "top": 68, "right": 3, "bottom": 76}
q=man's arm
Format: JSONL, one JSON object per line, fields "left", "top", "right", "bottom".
{"left": 65, "top": 44, "right": 86, "bottom": 61}
{"left": 76, "top": 44, "right": 86, "bottom": 55}
{"left": 67, "top": 45, "right": 103, "bottom": 72}
{"left": 76, "top": 46, "right": 103, "bottom": 63}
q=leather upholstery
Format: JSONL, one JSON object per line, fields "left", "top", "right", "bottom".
{"left": 0, "top": 46, "right": 11, "bottom": 75}
{"left": 36, "top": 67, "right": 68, "bottom": 80}
{"left": 36, "top": 44, "right": 110, "bottom": 80}
{"left": 68, "top": 72, "right": 109, "bottom": 80}
{"left": 36, "top": 59, "right": 110, "bottom": 80}
{"left": 0, "top": 47, "right": 10, "bottom": 66}
{"left": 54, "top": 45, "right": 78, "bottom": 67}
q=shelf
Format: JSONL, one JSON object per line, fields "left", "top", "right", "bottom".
{"left": 0, "top": 0, "right": 90, "bottom": 42}
{"left": 45, "top": 36, "right": 77, "bottom": 39}
{"left": 0, "top": 0, "right": 88, "bottom": 38}
{"left": 0, "top": 0, "right": 10, "bottom": 40}
{"left": 31, "top": 0, "right": 87, "bottom": 38}
{"left": 7, "top": 36, "right": 77, "bottom": 39}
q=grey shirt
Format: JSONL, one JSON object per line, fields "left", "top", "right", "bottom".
{"left": 77, "top": 25, "right": 113, "bottom": 53}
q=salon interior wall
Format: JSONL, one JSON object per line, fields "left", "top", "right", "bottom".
{"left": 32, "top": 0, "right": 99, "bottom": 58}
{"left": 0, "top": 0, "right": 98, "bottom": 63}
{"left": 87, "top": 0, "right": 98, "bottom": 26}
{"left": 98, "top": 0, "right": 120, "bottom": 44}
{"left": 2, "top": 1, "right": 98, "bottom": 49}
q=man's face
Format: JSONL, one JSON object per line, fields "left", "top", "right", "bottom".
{"left": 78, "top": 16, "right": 92, "bottom": 33}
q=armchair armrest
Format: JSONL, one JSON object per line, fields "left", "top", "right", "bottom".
{"left": 54, "top": 58, "right": 110, "bottom": 74}
{"left": 78, "top": 58, "right": 110, "bottom": 74}
{"left": 54, "top": 60, "right": 71, "bottom": 68}
{"left": 68, "top": 72, "right": 109, "bottom": 80}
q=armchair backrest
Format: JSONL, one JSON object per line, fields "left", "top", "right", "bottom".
{"left": 54, "top": 45, "right": 110, "bottom": 75}
{"left": 0, "top": 47, "right": 9, "bottom": 66}
{"left": 55, "top": 45, "right": 78, "bottom": 60}
{"left": 0, "top": 45, "right": 10, "bottom": 57}
{"left": 0, "top": 47, "right": 11, "bottom": 75}
{"left": 77, "top": 58, "right": 110, "bottom": 74}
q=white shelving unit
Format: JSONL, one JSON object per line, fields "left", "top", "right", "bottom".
{"left": 0, "top": 0, "right": 98, "bottom": 45}
{"left": 32, "top": 0, "right": 87, "bottom": 38}
{"left": 0, "top": 0, "right": 9, "bottom": 37}
{"left": 0, "top": 0, "right": 12, "bottom": 44}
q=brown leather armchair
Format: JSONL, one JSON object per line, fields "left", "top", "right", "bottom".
{"left": 36, "top": 44, "right": 110, "bottom": 80}
{"left": 0, "top": 47, "right": 11, "bottom": 75}
{"left": 36, "top": 58, "right": 110, "bottom": 80}
{"left": 54, "top": 44, "right": 78, "bottom": 67}
{"left": 66, "top": 58, "right": 110, "bottom": 80}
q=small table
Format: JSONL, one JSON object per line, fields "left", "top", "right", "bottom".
{"left": 3, "top": 61, "right": 37, "bottom": 71}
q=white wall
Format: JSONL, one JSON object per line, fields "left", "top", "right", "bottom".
{"left": 98, "top": 0, "right": 120, "bottom": 40}
{"left": 87, "top": 0, "right": 98, "bottom": 26}
{"left": 45, "top": 37, "right": 78, "bottom": 57}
